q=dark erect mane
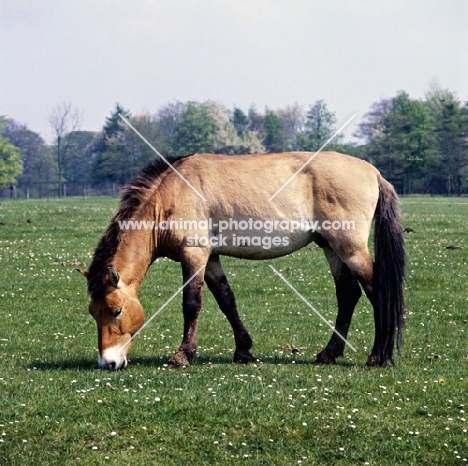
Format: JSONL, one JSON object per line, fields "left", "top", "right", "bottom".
{"left": 87, "top": 155, "right": 189, "bottom": 297}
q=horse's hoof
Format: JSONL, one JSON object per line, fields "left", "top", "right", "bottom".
{"left": 168, "top": 351, "right": 191, "bottom": 368}
{"left": 365, "top": 354, "right": 384, "bottom": 367}
{"left": 315, "top": 350, "right": 336, "bottom": 365}
{"left": 233, "top": 350, "right": 255, "bottom": 364}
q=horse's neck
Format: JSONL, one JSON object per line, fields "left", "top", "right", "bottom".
{"left": 112, "top": 228, "right": 155, "bottom": 293}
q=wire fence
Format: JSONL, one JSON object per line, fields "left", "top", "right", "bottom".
{"left": 0, "top": 182, "right": 124, "bottom": 199}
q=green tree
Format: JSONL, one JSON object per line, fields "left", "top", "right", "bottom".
{"left": 299, "top": 100, "right": 341, "bottom": 151}
{"left": 92, "top": 104, "right": 132, "bottom": 185}
{"left": 123, "top": 114, "right": 168, "bottom": 177}
{"left": 103, "top": 103, "right": 131, "bottom": 139}
{"left": 333, "top": 142, "right": 367, "bottom": 159}
{"left": 263, "top": 110, "right": 284, "bottom": 152}
{"left": 232, "top": 107, "right": 250, "bottom": 138}
{"left": 0, "top": 120, "right": 23, "bottom": 188}
{"left": 154, "top": 101, "right": 186, "bottom": 156}
{"left": 172, "top": 102, "right": 218, "bottom": 155}
{"left": 356, "top": 91, "right": 437, "bottom": 194}
{"left": 204, "top": 101, "right": 264, "bottom": 155}
{"left": 247, "top": 105, "right": 264, "bottom": 133}
{"left": 93, "top": 113, "right": 167, "bottom": 185}
{"left": 425, "top": 88, "right": 468, "bottom": 194}
{"left": 386, "top": 91, "right": 436, "bottom": 194}
{"left": 3, "top": 119, "right": 54, "bottom": 196}
{"left": 63, "top": 131, "right": 98, "bottom": 188}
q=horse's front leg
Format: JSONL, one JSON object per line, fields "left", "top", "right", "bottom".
{"left": 204, "top": 255, "right": 254, "bottom": 364}
{"left": 168, "top": 251, "right": 207, "bottom": 368}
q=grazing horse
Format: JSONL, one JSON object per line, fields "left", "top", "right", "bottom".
{"left": 78, "top": 151, "right": 405, "bottom": 370}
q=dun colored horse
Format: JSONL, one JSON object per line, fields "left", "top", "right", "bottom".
{"left": 78, "top": 151, "right": 405, "bottom": 370}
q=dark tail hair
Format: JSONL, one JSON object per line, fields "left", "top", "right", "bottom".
{"left": 373, "top": 176, "right": 406, "bottom": 366}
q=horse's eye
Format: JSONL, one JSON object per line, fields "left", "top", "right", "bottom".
{"left": 113, "top": 307, "right": 123, "bottom": 318}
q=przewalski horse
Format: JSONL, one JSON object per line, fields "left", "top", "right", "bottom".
{"left": 78, "top": 151, "right": 405, "bottom": 370}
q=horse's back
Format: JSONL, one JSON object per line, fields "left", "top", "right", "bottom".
{"left": 168, "top": 151, "right": 380, "bottom": 221}
{"left": 170, "top": 151, "right": 379, "bottom": 197}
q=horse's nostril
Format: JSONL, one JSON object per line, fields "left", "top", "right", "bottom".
{"left": 108, "top": 361, "right": 117, "bottom": 370}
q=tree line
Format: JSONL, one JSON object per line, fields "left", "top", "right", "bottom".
{"left": 1, "top": 87, "right": 468, "bottom": 197}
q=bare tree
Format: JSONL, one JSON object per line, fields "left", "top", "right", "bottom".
{"left": 49, "top": 103, "right": 82, "bottom": 196}
{"left": 276, "top": 103, "right": 305, "bottom": 150}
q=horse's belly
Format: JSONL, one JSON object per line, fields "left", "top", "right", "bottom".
{"left": 211, "top": 230, "right": 315, "bottom": 260}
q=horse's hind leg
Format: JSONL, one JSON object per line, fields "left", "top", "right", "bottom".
{"left": 204, "top": 255, "right": 254, "bottom": 363}
{"left": 316, "top": 247, "right": 362, "bottom": 364}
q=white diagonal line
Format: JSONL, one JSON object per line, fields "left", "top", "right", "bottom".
{"left": 118, "top": 113, "right": 207, "bottom": 201}
{"left": 119, "top": 264, "right": 206, "bottom": 352}
{"left": 268, "top": 114, "right": 356, "bottom": 201}
{"left": 269, "top": 265, "right": 357, "bottom": 352}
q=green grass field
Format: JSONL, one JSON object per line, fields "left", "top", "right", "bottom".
{"left": 0, "top": 196, "right": 466, "bottom": 465}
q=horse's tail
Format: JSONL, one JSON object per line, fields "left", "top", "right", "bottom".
{"left": 373, "top": 176, "right": 406, "bottom": 366}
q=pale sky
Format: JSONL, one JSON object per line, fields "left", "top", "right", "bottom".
{"left": 1, "top": 0, "right": 467, "bottom": 143}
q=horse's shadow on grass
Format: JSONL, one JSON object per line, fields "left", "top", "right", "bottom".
{"left": 30, "top": 358, "right": 97, "bottom": 371}
{"left": 185, "top": 355, "right": 356, "bottom": 367}
{"left": 29, "top": 354, "right": 356, "bottom": 371}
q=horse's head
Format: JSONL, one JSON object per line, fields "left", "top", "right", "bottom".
{"left": 78, "top": 267, "right": 145, "bottom": 370}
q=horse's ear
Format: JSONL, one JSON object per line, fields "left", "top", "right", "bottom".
{"left": 107, "top": 267, "right": 122, "bottom": 288}
{"left": 76, "top": 269, "right": 88, "bottom": 279}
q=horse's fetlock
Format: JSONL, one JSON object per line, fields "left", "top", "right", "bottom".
{"left": 235, "top": 331, "right": 253, "bottom": 351}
